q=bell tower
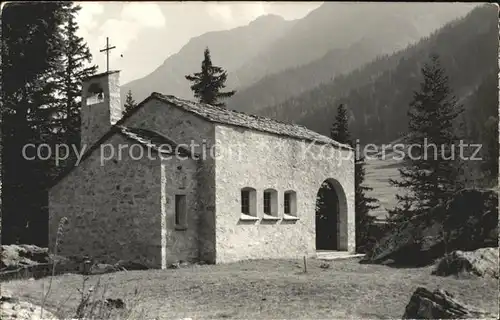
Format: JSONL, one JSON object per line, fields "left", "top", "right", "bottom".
{"left": 80, "top": 70, "right": 122, "bottom": 149}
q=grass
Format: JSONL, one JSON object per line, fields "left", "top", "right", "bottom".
{"left": 364, "top": 152, "right": 404, "bottom": 220}
{"left": 3, "top": 258, "right": 498, "bottom": 319}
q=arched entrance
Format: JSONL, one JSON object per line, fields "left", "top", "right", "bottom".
{"left": 315, "top": 178, "right": 348, "bottom": 251}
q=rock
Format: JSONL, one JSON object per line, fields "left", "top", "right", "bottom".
{"left": 1, "top": 244, "right": 49, "bottom": 270}
{"left": 433, "top": 247, "right": 499, "bottom": 278}
{"left": 105, "top": 298, "right": 125, "bottom": 309}
{"left": 76, "top": 297, "right": 126, "bottom": 318}
{"left": 0, "top": 291, "right": 59, "bottom": 320}
{"left": 113, "top": 260, "right": 149, "bottom": 271}
{"left": 402, "top": 287, "right": 495, "bottom": 319}
{"left": 89, "top": 263, "right": 118, "bottom": 275}
{"left": 362, "top": 213, "right": 444, "bottom": 266}
{"left": 363, "top": 189, "right": 498, "bottom": 266}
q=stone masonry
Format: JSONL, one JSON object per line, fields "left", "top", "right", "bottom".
{"left": 214, "top": 125, "right": 355, "bottom": 263}
{"left": 49, "top": 70, "right": 355, "bottom": 267}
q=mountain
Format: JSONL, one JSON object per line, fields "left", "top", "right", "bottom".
{"left": 122, "top": 3, "right": 476, "bottom": 107}
{"left": 256, "top": 4, "right": 498, "bottom": 145}
{"left": 227, "top": 32, "right": 417, "bottom": 113}
{"left": 121, "top": 14, "right": 294, "bottom": 103}
{"left": 227, "top": 3, "right": 477, "bottom": 111}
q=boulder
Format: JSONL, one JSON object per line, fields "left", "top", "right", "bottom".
{"left": 362, "top": 189, "right": 498, "bottom": 266}
{"left": 75, "top": 297, "right": 126, "bottom": 319}
{"left": 403, "top": 287, "right": 495, "bottom": 319}
{"left": 433, "top": 247, "right": 499, "bottom": 278}
{"left": 1, "top": 289, "right": 59, "bottom": 320}
{"left": 113, "top": 260, "right": 150, "bottom": 271}
{"left": 89, "top": 263, "right": 119, "bottom": 275}
{"left": 1, "top": 244, "right": 50, "bottom": 270}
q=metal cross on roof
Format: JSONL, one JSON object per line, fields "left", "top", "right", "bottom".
{"left": 100, "top": 37, "right": 116, "bottom": 73}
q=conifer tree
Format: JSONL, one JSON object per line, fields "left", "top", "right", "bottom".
{"left": 57, "top": 3, "right": 97, "bottom": 150}
{"left": 389, "top": 54, "right": 464, "bottom": 222}
{"left": 123, "top": 90, "right": 137, "bottom": 116}
{"left": 330, "top": 104, "right": 351, "bottom": 144}
{"left": 185, "top": 47, "right": 235, "bottom": 108}
{"left": 327, "top": 104, "right": 379, "bottom": 252}
{"left": 2, "top": 2, "right": 70, "bottom": 245}
{"left": 1, "top": 2, "right": 96, "bottom": 245}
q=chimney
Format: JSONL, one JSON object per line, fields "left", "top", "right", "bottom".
{"left": 80, "top": 70, "right": 122, "bottom": 149}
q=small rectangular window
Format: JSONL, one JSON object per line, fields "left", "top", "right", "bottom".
{"left": 175, "top": 195, "right": 187, "bottom": 229}
{"left": 284, "top": 193, "right": 291, "bottom": 214}
{"left": 241, "top": 190, "right": 250, "bottom": 214}
{"left": 263, "top": 192, "right": 271, "bottom": 214}
{"left": 284, "top": 191, "right": 297, "bottom": 217}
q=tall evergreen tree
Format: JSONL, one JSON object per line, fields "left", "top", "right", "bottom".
{"left": 354, "top": 154, "right": 379, "bottom": 252}
{"left": 58, "top": 4, "right": 97, "bottom": 143}
{"left": 1, "top": 2, "right": 95, "bottom": 245}
{"left": 330, "top": 104, "right": 351, "bottom": 144}
{"left": 2, "top": 2, "right": 69, "bottom": 244}
{"left": 50, "top": 3, "right": 97, "bottom": 176}
{"left": 328, "top": 104, "right": 379, "bottom": 252}
{"left": 185, "top": 47, "right": 235, "bottom": 108}
{"left": 123, "top": 90, "right": 137, "bottom": 116}
{"left": 388, "top": 54, "right": 464, "bottom": 222}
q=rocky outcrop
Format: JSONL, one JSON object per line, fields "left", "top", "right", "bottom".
{"left": 1, "top": 244, "right": 153, "bottom": 281}
{"left": 75, "top": 297, "right": 126, "bottom": 319}
{"left": 433, "top": 247, "right": 499, "bottom": 278}
{"left": 362, "top": 189, "right": 498, "bottom": 265}
{"left": 0, "top": 290, "right": 59, "bottom": 320}
{"left": 403, "top": 287, "right": 495, "bottom": 319}
{"left": 1, "top": 245, "right": 50, "bottom": 269}
{"left": 0, "top": 245, "right": 83, "bottom": 281}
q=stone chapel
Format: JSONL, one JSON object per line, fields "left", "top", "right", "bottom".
{"left": 48, "top": 71, "right": 355, "bottom": 267}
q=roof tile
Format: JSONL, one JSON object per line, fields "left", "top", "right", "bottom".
{"left": 151, "top": 93, "right": 352, "bottom": 150}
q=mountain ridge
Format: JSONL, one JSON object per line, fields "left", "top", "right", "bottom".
{"left": 121, "top": 3, "right": 476, "bottom": 108}
{"left": 256, "top": 4, "right": 497, "bottom": 145}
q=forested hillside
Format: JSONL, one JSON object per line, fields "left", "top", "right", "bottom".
{"left": 123, "top": 3, "right": 474, "bottom": 107}
{"left": 227, "top": 3, "right": 476, "bottom": 112}
{"left": 258, "top": 5, "right": 497, "bottom": 145}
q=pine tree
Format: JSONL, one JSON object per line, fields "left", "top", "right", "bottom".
{"left": 123, "top": 90, "right": 137, "bottom": 116}
{"left": 1, "top": 2, "right": 70, "bottom": 245}
{"left": 1, "top": 2, "right": 96, "bottom": 245}
{"left": 329, "top": 104, "right": 379, "bottom": 252}
{"left": 388, "top": 54, "right": 464, "bottom": 222}
{"left": 57, "top": 3, "right": 97, "bottom": 152}
{"left": 185, "top": 47, "right": 235, "bottom": 108}
{"left": 330, "top": 104, "right": 351, "bottom": 144}
{"left": 354, "top": 155, "right": 379, "bottom": 252}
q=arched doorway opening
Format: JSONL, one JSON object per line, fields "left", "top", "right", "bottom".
{"left": 315, "top": 178, "right": 348, "bottom": 251}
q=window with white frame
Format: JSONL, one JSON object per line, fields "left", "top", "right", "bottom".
{"left": 241, "top": 187, "right": 257, "bottom": 216}
{"left": 263, "top": 189, "right": 278, "bottom": 216}
{"left": 284, "top": 190, "right": 297, "bottom": 216}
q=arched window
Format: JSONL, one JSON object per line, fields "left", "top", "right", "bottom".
{"left": 263, "top": 189, "right": 278, "bottom": 217}
{"left": 284, "top": 190, "right": 297, "bottom": 217}
{"left": 241, "top": 187, "right": 256, "bottom": 216}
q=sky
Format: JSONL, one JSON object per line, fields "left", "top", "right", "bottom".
{"left": 75, "top": 1, "right": 323, "bottom": 84}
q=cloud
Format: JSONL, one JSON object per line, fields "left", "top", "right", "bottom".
{"left": 206, "top": 2, "right": 272, "bottom": 26}
{"left": 121, "top": 3, "right": 166, "bottom": 28}
{"left": 76, "top": 2, "right": 166, "bottom": 76}
{"left": 207, "top": 4, "right": 234, "bottom": 24}
{"left": 75, "top": 2, "right": 104, "bottom": 31}
{"left": 102, "top": 3, "right": 166, "bottom": 53}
